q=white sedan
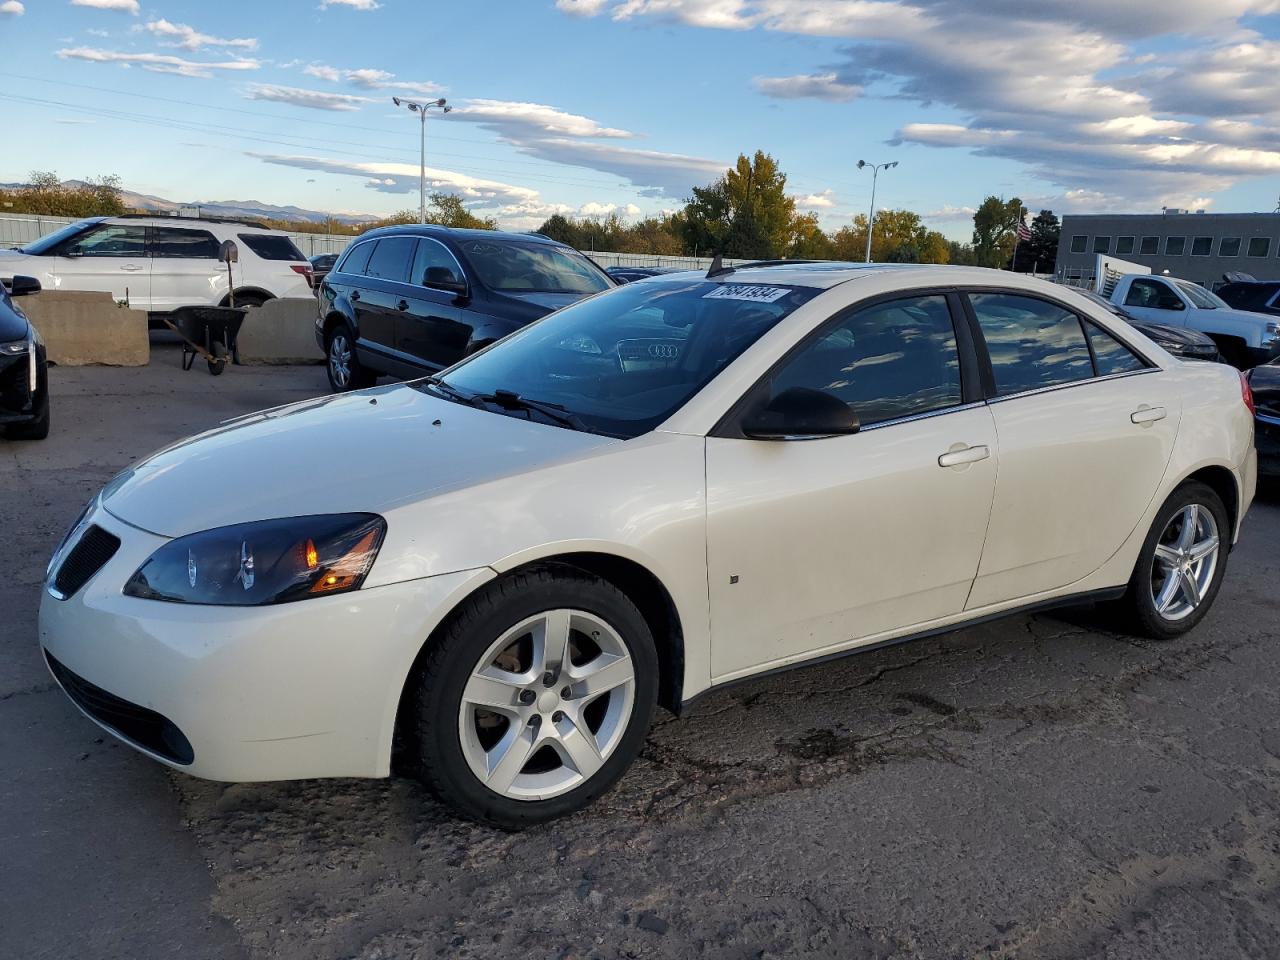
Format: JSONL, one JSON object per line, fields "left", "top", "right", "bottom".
{"left": 40, "top": 264, "right": 1258, "bottom": 827}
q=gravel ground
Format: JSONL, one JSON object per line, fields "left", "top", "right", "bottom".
{"left": 4, "top": 345, "right": 1279, "bottom": 959}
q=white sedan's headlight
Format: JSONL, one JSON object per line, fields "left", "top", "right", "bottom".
{"left": 123, "top": 514, "right": 385, "bottom": 605}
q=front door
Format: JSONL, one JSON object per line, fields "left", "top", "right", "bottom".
{"left": 1119, "top": 277, "right": 1189, "bottom": 327}
{"left": 705, "top": 293, "right": 998, "bottom": 680}
{"left": 963, "top": 291, "right": 1182, "bottom": 608}
{"left": 396, "top": 237, "right": 470, "bottom": 368}
{"left": 52, "top": 223, "right": 150, "bottom": 309}
{"left": 355, "top": 236, "right": 417, "bottom": 363}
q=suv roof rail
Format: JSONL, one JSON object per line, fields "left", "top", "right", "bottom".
{"left": 113, "top": 212, "right": 273, "bottom": 229}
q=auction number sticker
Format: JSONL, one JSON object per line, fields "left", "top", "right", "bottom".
{"left": 703, "top": 284, "right": 791, "bottom": 304}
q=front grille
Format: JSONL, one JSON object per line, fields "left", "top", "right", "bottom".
{"left": 45, "top": 651, "right": 194, "bottom": 765}
{"left": 53, "top": 524, "right": 120, "bottom": 599}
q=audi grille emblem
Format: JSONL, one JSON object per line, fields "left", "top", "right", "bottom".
{"left": 647, "top": 343, "right": 679, "bottom": 359}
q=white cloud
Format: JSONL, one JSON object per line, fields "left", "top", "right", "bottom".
{"left": 753, "top": 73, "right": 861, "bottom": 102}
{"left": 561, "top": 0, "right": 1280, "bottom": 209}
{"left": 244, "top": 83, "right": 374, "bottom": 112}
{"left": 303, "top": 63, "right": 444, "bottom": 98}
{"left": 455, "top": 99, "right": 634, "bottom": 139}
{"left": 577, "top": 201, "right": 644, "bottom": 218}
{"left": 320, "top": 0, "right": 380, "bottom": 8}
{"left": 245, "top": 152, "right": 540, "bottom": 207}
{"left": 142, "top": 18, "right": 257, "bottom": 51}
{"left": 925, "top": 204, "right": 978, "bottom": 220}
{"left": 57, "top": 46, "right": 259, "bottom": 77}
{"left": 71, "top": 0, "right": 139, "bottom": 12}
{"left": 0, "top": 1, "right": 24, "bottom": 16}
{"left": 794, "top": 189, "right": 836, "bottom": 208}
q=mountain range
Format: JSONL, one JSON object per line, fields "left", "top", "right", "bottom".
{"left": 2, "top": 181, "right": 381, "bottom": 226}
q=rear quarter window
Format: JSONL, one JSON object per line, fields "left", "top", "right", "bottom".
{"left": 237, "top": 233, "right": 306, "bottom": 262}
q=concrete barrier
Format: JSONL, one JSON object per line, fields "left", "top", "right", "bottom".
{"left": 20, "top": 291, "right": 149, "bottom": 366}
{"left": 234, "top": 296, "right": 323, "bottom": 365}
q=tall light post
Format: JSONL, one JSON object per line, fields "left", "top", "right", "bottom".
{"left": 856, "top": 159, "right": 898, "bottom": 263}
{"left": 393, "top": 96, "right": 451, "bottom": 224}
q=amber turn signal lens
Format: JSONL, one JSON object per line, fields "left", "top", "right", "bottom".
{"left": 305, "top": 538, "right": 319, "bottom": 569}
{"left": 308, "top": 528, "right": 381, "bottom": 595}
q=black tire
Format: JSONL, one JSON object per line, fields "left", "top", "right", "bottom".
{"left": 325, "top": 323, "right": 374, "bottom": 392}
{"left": 1110, "top": 481, "right": 1230, "bottom": 640}
{"left": 6, "top": 391, "right": 50, "bottom": 441}
{"left": 408, "top": 566, "right": 658, "bottom": 829}
{"left": 207, "top": 340, "right": 227, "bottom": 376}
{"left": 228, "top": 292, "right": 270, "bottom": 310}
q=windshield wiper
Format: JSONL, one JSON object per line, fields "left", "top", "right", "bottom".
{"left": 473, "top": 389, "right": 594, "bottom": 432}
{"left": 422, "top": 375, "right": 477, "bottom": 405}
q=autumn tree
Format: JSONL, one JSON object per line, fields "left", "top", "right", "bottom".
{"left": 0, "top": 171, "right": 127, "bottom": 217}
{"left": 828, "top": 209, "right": 949, "bottom": 264}
{"left": 364, "top": 193, "right": 497, "bottom": 232}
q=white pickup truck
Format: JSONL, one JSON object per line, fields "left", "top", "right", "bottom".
{"left": 1108, "top": 272, "right": 1280, "bottom": 368}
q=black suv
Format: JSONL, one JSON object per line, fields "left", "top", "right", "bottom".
{"left": 316, "top": 226, "right": 614, "bottom": 391}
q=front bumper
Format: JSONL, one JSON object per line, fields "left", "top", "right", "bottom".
{"left": 39, "top": 505, "right": 493, "bottom": 782}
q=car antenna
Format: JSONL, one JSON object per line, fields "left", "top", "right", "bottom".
{"left": 706, "top": 250, "right": 733, "bottom": 279}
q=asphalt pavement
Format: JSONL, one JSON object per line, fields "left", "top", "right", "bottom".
{"left": 3, "top": 345, "right": 1278, "bottom": 960}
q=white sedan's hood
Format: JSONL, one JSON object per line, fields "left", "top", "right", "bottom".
{"left": 103, "top": 382, "right": 616, "bottom": 537}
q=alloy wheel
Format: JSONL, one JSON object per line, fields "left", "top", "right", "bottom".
{"left": 457, "top": 609, "right": 636, "bottom": 801}
{"left": 329, "top": 334, "right": 351, "bottom": 389}
{"left": 1149, "top": 503, "right": 1220, "bottom": 622}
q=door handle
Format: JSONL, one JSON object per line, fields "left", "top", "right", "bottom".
{"left": 397, "top": 299, "right": 410, "bottom": 311}
{"left": 119, "top": 264, "right": 143, "bottom": 272}
{"left": 937, "top": 444, "right": 990, "bottom": 468}
{"left": 349, "top": 290, "right": 361, "bottom": 301}
{"left": 1130, "top": 405, "right": 1167, "bottom": 425}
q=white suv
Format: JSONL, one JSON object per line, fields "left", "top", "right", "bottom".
{"left": 0, "top": 216, "right": 313, "bottom": 313}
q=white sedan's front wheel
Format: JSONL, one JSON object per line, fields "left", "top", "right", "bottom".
{"left": 409, "top": 566, "right": 657, "bottom": 828}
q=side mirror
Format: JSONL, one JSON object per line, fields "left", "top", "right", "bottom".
{"left": 8, "top": 275, "right": 41, "bottom": 296}
{"left": 742, "top": 387, "right": 860, "bottom": 440}
{"left": 424, "top": 265, "right": 468, "bottom": 298}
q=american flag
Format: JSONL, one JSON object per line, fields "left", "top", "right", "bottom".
{"left": 1016, "top": 221, "right": 1031, "bottom": 242}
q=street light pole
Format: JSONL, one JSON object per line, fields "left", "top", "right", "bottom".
{"left": 856, "top": 159, "right": 898, "bottom": 263}
{"left": 393, "top": 96, "right": 451, "bottom": 224}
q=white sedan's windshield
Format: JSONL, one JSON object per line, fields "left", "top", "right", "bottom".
{"left": 434, "top": 277, "right": 820, "bottom": 437}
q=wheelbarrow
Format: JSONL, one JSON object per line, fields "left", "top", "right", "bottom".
{"left": 165, "top": 305, "right": 247, "bottom": 376}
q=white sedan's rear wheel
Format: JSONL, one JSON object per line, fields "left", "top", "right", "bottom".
{"left": 410, "top": 566, "right": 657, "bottom": 828}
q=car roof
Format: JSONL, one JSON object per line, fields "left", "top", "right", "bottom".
{"left": 356, "top": 224, "right": 565, "bottom": 245}
{"left": 654, "top": 262, "right": 1039, "bottom": 291}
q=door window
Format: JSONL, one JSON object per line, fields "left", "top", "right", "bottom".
{"left": 1124, "top": 278, "right": 1184, "bottom": 311}
{"left": 410, "top": 238, "right": 465, "bottom": 286}
{"left": 1085, "top": 322, "right": 1146, "bottom": 376}
{"left": 364, "top": 237, "right": 416, "bottom": 282}
{"left": 769, "top": 295, "right": 963, "bottom": 427}
{"left": 969, "top": 293, "right": 1093, "bottom": 395}
{"left": 337, "top": 240, "right": 375, "bottom": 276}
{"left": 150, "top": 227, "right": 219, "bottom": 259}
{"left": 69, "top": 225, "right": 146, "bottom": 257}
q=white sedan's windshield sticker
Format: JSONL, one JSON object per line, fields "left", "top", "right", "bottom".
{"left": 703, "top": 284, "right": 790, "bottom": 304}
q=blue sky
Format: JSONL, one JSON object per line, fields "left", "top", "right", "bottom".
{"left": 3, "top": 0, "right": 1280, "bottom": 241}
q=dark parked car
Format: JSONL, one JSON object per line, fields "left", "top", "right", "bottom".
{"left": 1247, "top": 358, "right": 1280, "bottom": 477}
{"left": 309, "top": 253, "right": 339, "bottom": 291}
{"left": 0, "top": 275, "right": 49, "bottom": 440}
{"left": 316, "top": 226, "right": 615, "bottom": 391}
{"left": 1217, "top": 279, "right": 1280, "bottom": 317}
{"left": 1074, "top": 288, "right": 1221, "bottom": 362}
{"left": 605, "top": 265, "right": 681, "bottom": 284}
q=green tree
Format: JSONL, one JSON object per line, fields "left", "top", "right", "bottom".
{"left": 680, "top": 151, "right": 797, "bottom": 259}
{"left": 788, "top": 212, "right": 835, "bottom": 259}
{"left": 827, "top": 209, "right": 949, "bottom": 264}
{"left": 972, "top": 196, "right": 1024, "bottom": 269}
{"left": 363, "top": 193, "right": 497, "bottom": 232}
{"left": 1011, "top": 209, "right": 1059, "bottom": 274}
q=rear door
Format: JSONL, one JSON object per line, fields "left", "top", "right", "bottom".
{"left": 355, "top": 237, "right": 417, "bottom": 366}
{"left": 51, "top": 223, "right": 150, "bottom": 309}
{"left": 396, "top": 237, "right": 471, "bottom": 368}
{"left": 963, "top": 291, "right": 1182, "bottom": 608}
{"left": 148, "top": 226, "right": 222, "bottom": 310}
